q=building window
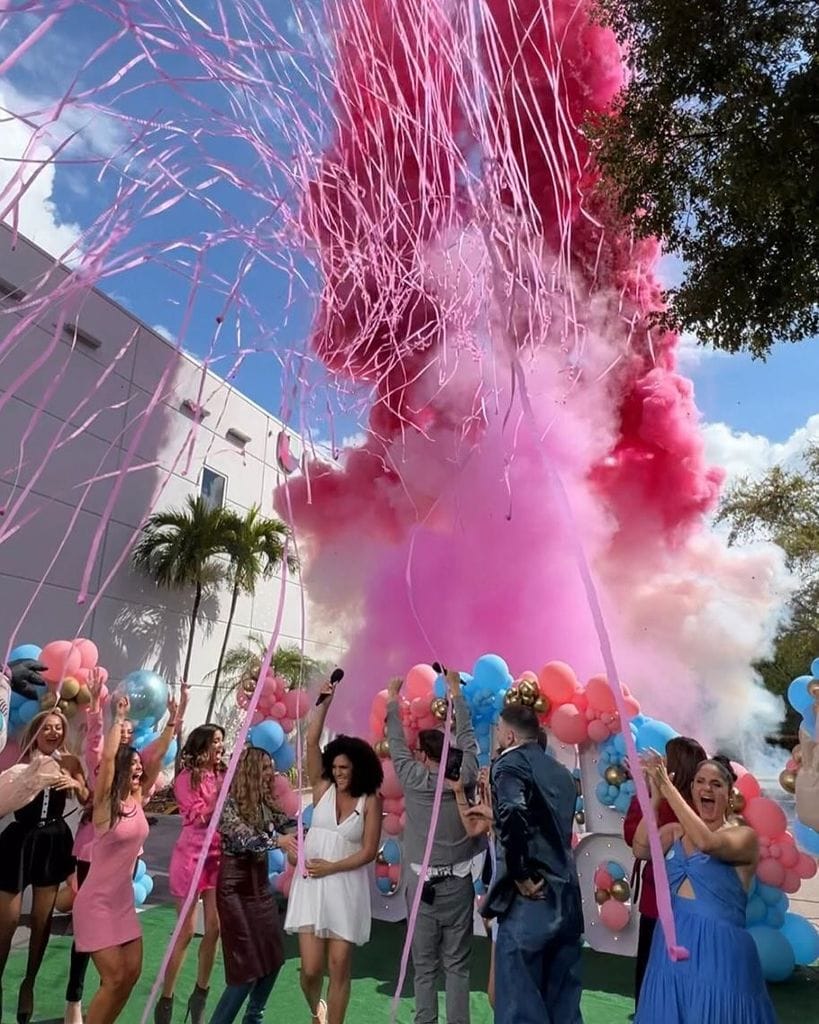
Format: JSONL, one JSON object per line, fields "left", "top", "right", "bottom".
{"left": 201, "top": 467, "right": 226, "bottom": 509}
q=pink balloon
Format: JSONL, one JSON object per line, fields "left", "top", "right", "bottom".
{"left": 550, "top": 705, "right": 589, "bottom": 746}
{"left": 96, "top": 668, "right": 109, "bottom": 686}
{"left": 797, "top": 854, "right": 817, "bottom": 879}
{"left": 383, "top": 796, "right": 404, "bottom": 816}
{"left": 517, "top": 671, "right": 538, "bottom": 684}
{"left": 40, "top": 640, "right": 82, "bottom": 684}
{"left": 405, "top": 664, "right": 436, "bottom": 701}
{"left": 276, "top": 870, "right": 293, "bottom": 898}
{"left": 369, "top": 713, "right": 383, "bottom": 739}
{"left": 383, "top": 813, "right": 403, "bottom": 836}
{"left": 371, "top": 689, "right": 389, "bottom": 721}
{"left": 237, "top": 691, "right": 250, "bottom": 709}
{"left": 778, "top": 841, "right": 799, "bottom": 870}
{"left": 271, "top": 701, "right": 287, "bottom": 719}
{"left": 410, "top": 696, "right": 429, "bottom": 720}
{"left": 600, "top": 900, "right": 630, "bottom": 932}
{"left": 593, "top": 867, "right": 613, "bottom": 890}
{"left": 283, "top": 689, "right": 308, "bottom": 720}
{"left": 381, "top": 760, "right": 403, "bottom": 800}
{"left": 74, "top": 668, "right": 90, "bottom": 685}
{"left": 538, "top": 662, "right": 577, "bottom": 705}
{"left": 572, "top": 833, "right": 579, "bottom": 849}
{"left": 781, "top": 869, "right": 801, "bottom": 894}
{"left": 417, "top": 714, "right": 439, "bottom": 731}
{"left": 375, "top": 862, "right": 390, "bottom": 879}
{"left": 388, "top": 864, "right": 401, "bottom": 884}
{"left": 98, "top": 682, "right": 109, "bottom": 704}
{"left": 744, "top": 797, "right": 787, "bottom": 840}
{"left": 252, "top": 710, "right": 265, "bottom": 726}
{"left": 736, "top": 772, "right": 762, "bottom": 801}
{"left": 280, "top": 717, "right": 295, "bottom": 735}
{"left": 573, "top": 687, "right": 589, "bottom": 713}
{"left": 757, "top": 857, "right": 786, "bottom": 889}
{"left": 281, "top": 790, "right": 301, "bottom": 817}
{"left": 588, "top": 720, "right": 610, "bottom": 743}
{"left": 586, "top": 675, "right": 616, "bottom": 713}
{"left": 75, "top": 639, "right": 99, "bottom": 670}
{"left": 273, "top": 774, "right": 291, "bottom": 796}
{"left": 623, "top": 696, "right": 641, "bottom": 717}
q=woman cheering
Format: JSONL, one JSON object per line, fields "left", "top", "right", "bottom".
{"left": 72, "top": 692, "right": 178, "bottom": 1024}
{"left": 285, "top": 680, "right": 383, "bottom": 1024}
{"left": 634, "top": 755, "right": 776, "bottom": 1024}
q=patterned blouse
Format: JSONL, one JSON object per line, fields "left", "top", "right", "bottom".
{"left": 218, "top": 795, "right": 290, "bottom": 856}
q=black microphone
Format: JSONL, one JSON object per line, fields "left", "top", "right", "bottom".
{"left": 432, "top": 661, "right": 446, "bottom": 675}
{"left": 316, "top": 667, "right": 344, "bottom": 705}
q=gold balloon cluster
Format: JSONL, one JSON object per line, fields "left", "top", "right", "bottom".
{"left": 504, "top": 679, "right": 549, "bottom": 715}
{"left": 729, "top": 789, "right": 746, "bottom": 814}
{"left": 604, "top": 765, "right": 628, "bottom": 787}
{"left": 430, "top": 698, "right": 448, "bottom": 721}
{"left": 779, "top": 770, "right": 797, "bottom": 795}
{"left": 595, "top": 879, "right": 631, "bottom": 904}
{"left": 40, "top": 678, "right": 92, "bottom": 719}
{"left": 374, "top": 739, "right": 390, "bottom": 759}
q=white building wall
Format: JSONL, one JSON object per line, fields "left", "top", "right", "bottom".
{"left": 0, "top": 224, "right": 341, "bottom": 726}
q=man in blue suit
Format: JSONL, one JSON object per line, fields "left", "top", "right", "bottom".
{"left": 484, "top": 704, "right": 583, "bottom": 1023}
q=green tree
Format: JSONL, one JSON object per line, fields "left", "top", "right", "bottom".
{"left": 590, "top": 1, "right": 818, "bottom": 356}
{"left": 205, "top": 508, "right": 297, "bottom": 721}
{"left": 131, "top": 495, "right": 232, "bottom": 684}
{"left": 716, "top": 445, "right": 819, "bottom": 734}
{"left": 212, "top": 632, "right": 322, "bottom": 700}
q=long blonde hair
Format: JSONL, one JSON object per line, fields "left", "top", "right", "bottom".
{"left": 21, "top": 708, "right": 70, "bottom": 759}
{"left": 231, "top": 747, "right": 279, "bottom": 828}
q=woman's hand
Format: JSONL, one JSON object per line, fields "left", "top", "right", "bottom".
{"left": 88, "top": 668, "right": 106, "bottom": 713}
{"left": 176, "top": 681, "right": 189, "bottom": 725}
{"left": 53, "top": 771, "right": 83, "bottom": 792}
{"left": 317, "top": 681, "right": 336, "bottom": 704}
{"left": 114, "top": 696, "right": 130, "bottom": 721}
{"left": 444, "top": 668, "right": 461, "bottom": 700}
{"left": 387, "top": 677, "right": 403, "bottom": 700}
{"left": 306, "top": 858, "right": 336, "bottom": 878}
{"left": 278, "top": 834, "right": 298, "bottom": 858}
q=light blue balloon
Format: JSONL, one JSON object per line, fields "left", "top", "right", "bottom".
{"left": 803, "top": 706, "right": 817, "bottom": 736}
{"left": 612, "top": 734, "right": 627, "bottom": 757}
{"left": 756, "top": 882, "right": 784, "bottom": 908}
{"left": 433, "top": 676, "right": 446, "bottom": 699}
{"left": 118, "top": 670, "right": 168, "bottom": 722}
{"left": 811, "top": 657, "right": 819, "bottom": 678}
{"left": 478, "top": 752, "right": 491, "bottom": 768}
{"left": 268, "top": 848, "right": 286, "bottom": 875}
{"left": 273, "top": 741, "right": 295, "bottom": 773}
{"left": 133, "top": 882, "right": 147, "bottom": 907}
{"left": 780, "top": 913, "right": 819, "bottom": 967}
{"left": 302, "top": 804, "right": 314, "bottom": 828}
{"left": 376, "top": 876, "right": 393, "bottom": 894}
{"left": 635, "top": 719, "right": 678, "bottom": 755}
{"left": 766, "top": 905, "right": 786, "bottom": 930}
{"left": 134, "top": 859, "right": 147, "bottom": 881}
{"left": 745, "top": 895, "right": 766, "bottom": 926}
{"left": 248, "top": 720, "right": 285, "bottom": 757}
{"left": 614, "top": 792, "right": 632, "bottom": 815}
{"left": 9, "top": 691, "right": 25, "bottom": 711}
{"left": 793, "top": 820, "right": 819, "bottom": 856}
{"left": 748, "top": 925, "right": 795, "bottom": 982}
{"left": 17, "top": 699, "right": 38, "bottom": 725}
{"left": 141, "top": 874, "right": 154, "bottom": 897}
{"left": 607, "top": 861, "right": 627, "bottom": 881}
{"left": 595, "top": 781, "right": 609, "bottom": 804}
{"left": 631, "top": 714, "right": 648, "bottom": 729}
{"left": 9, "top": 644, "right": 41, "bottom": 662}
{"left": 787, "top": 676, "right": 814, "bottom": 715}
{"left": 382, "top": 839, "right": 401, "bottom": 865}
{"left": 471, "top": 654, "right": 511, "bottom": 694}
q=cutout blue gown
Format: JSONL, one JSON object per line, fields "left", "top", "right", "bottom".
{"left": 635, "top": 840, "right": 778, "bottom": 1024}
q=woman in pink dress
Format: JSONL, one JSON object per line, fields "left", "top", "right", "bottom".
{"left": 73, "top": 693, "right": 178, "bottom": 1024}
{"left": 154, "top": 724, "right": 226, "bottom": 1024}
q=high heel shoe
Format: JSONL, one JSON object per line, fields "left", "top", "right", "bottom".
{"left": 17, "top": 977, "right": 33, "bottom": 1024}
{"left": 154, "top": 994, "right": 174, "bottom": 1024}
{"left": 184, "top": 985, "right": 208, "bottom": 1024}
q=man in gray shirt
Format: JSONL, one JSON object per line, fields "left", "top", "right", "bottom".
{"left": 386, "top": 671, "right": 483, "bottom": 1024}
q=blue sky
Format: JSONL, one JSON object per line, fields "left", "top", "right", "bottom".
{"left": 1, "top": 3, "right": 816, "bottom": 470}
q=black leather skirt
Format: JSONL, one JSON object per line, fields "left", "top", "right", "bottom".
{"left": 216, "top": 852, "right": 284, "bottom": 986}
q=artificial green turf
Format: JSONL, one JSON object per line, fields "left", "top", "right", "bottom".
{"left": 4, "top": 906, "right": 818, "bottom": 1022}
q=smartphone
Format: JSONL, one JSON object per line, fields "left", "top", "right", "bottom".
{"left": 444, "top": 746, "right": 464, "bottom": 782}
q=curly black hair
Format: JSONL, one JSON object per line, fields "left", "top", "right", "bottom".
{"left": 321, "top": 735, "right": 384, "bottom": 797}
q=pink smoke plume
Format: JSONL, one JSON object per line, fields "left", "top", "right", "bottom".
{"left": 277, "top": 0, "right": 785, "bottom": 747}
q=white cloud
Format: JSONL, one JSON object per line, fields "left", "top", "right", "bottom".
{"left": 0, "top": 83, "right": 81, "bottom": 256}
{"left": 152, "top": 324, "right": 175, "bottom": 342}
{"left": 702, "top": 414, "right": 819, "bottom": 485}
{"left": 675, "top": 330, "right": 730, "bottom": 369}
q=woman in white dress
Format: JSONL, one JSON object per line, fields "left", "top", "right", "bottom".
{"left": 285, "top": 681, "right": 383, "bottom": 1024}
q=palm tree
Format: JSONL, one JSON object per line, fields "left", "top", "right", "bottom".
{"left": 131, "top": 495, "right": 233, "bottom": 685}
{"left": 210, "top": 633, "right": 322, "bottom": 699}
{"left": 205, "top": 507, "right": 298, "bottom": 720}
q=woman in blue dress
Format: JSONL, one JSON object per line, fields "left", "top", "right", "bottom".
{"left": 633, "top": 756, "right": 777, "bottom": 1024}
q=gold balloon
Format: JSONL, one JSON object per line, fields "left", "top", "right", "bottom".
{"left": 58, "top": 698, "right": 78, "bottom": 719}
{"left": 575, "top": 811, "right": 585, "bottom": 826}
{"left": 374, "top": 739, "right": 390, "bottom": 758}
{"left": 604, "top": 765, "right": 626, "bottom": 786}
{"left": 808, "top": 679, "right": 819, "bottom": 699}
{"left": 594, "top": 889, "right": 610, "bottom": 905}
{"left": 517, "top": 680, "right": 539, "bottom": 706}
{"left": 430, "top": 698, "right": 448, "bottom": 721}
{"left": 240, "top": 674, "right": 256, "bottom": 696}
{"left": 60, "top": 677, "right": 80, "bottom": 701}
{"left": 611, "top": 879, "right": 631, "bottom": 903}
{"left": 533, "top": 695, "right": 549, "bottom": 715}
{"left": 504, "top": 688, "right": 521, "bottom": 705}
{"left": 75, "top": 686, "right": 92, "bottom": 707}
{"left": 40, "top": 692, "right": 58, "bottom": 710}
{"left": 730, "top": 789, "right": 746, "bottom": 814}
{"left": 779, "top": 769, "right": 797, "bottom": 794}
{"left": 792, "top": 744, "right": 803, "bottom": 765}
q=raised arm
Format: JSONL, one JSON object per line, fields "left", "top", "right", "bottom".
{"left": 83, "top": 667, "right": 107, "bottom": 781}
{"left": 652, "top": 760, "right": 758, "bottom": 866}
{"left": 306, "top": 793, "right": 383, "bottom": 878}
{"left": 93, "top": 696, "right": 129, "bottom": 830}
{"left": 306, "top": 680, "right": 334, "bottom": 802}
{"left": 385, "top": 677, "right": 428, "bottom": 790}
{"left": 448, "top": 670, "right": 478, "bottom": 788}
{"left": 139, "top": 688, "right": 182, "bottom": 799}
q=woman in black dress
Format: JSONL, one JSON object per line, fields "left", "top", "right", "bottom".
{"left": 0, "top": 709, "right": 88, "bottom": 1023}
{"left": 209, "top": 745, "right": 296, "bottom": 1024}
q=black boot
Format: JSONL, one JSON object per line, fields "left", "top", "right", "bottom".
{"left": 154, "top": 995, "right": 174, "bottom": 1024}
{"left": 185, "top": 985, "right": 208, "bottom": 1024}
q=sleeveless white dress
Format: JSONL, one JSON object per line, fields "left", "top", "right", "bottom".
{"left": 285, "top": 785, "right": 372, "bottom": 945}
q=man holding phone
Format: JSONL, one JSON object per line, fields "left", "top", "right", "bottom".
{"left": 484, "top": 704, "right": 583, "bottom": 1024}
{"left": 385, "top": 670, "right": 482, "bottom": 1024}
